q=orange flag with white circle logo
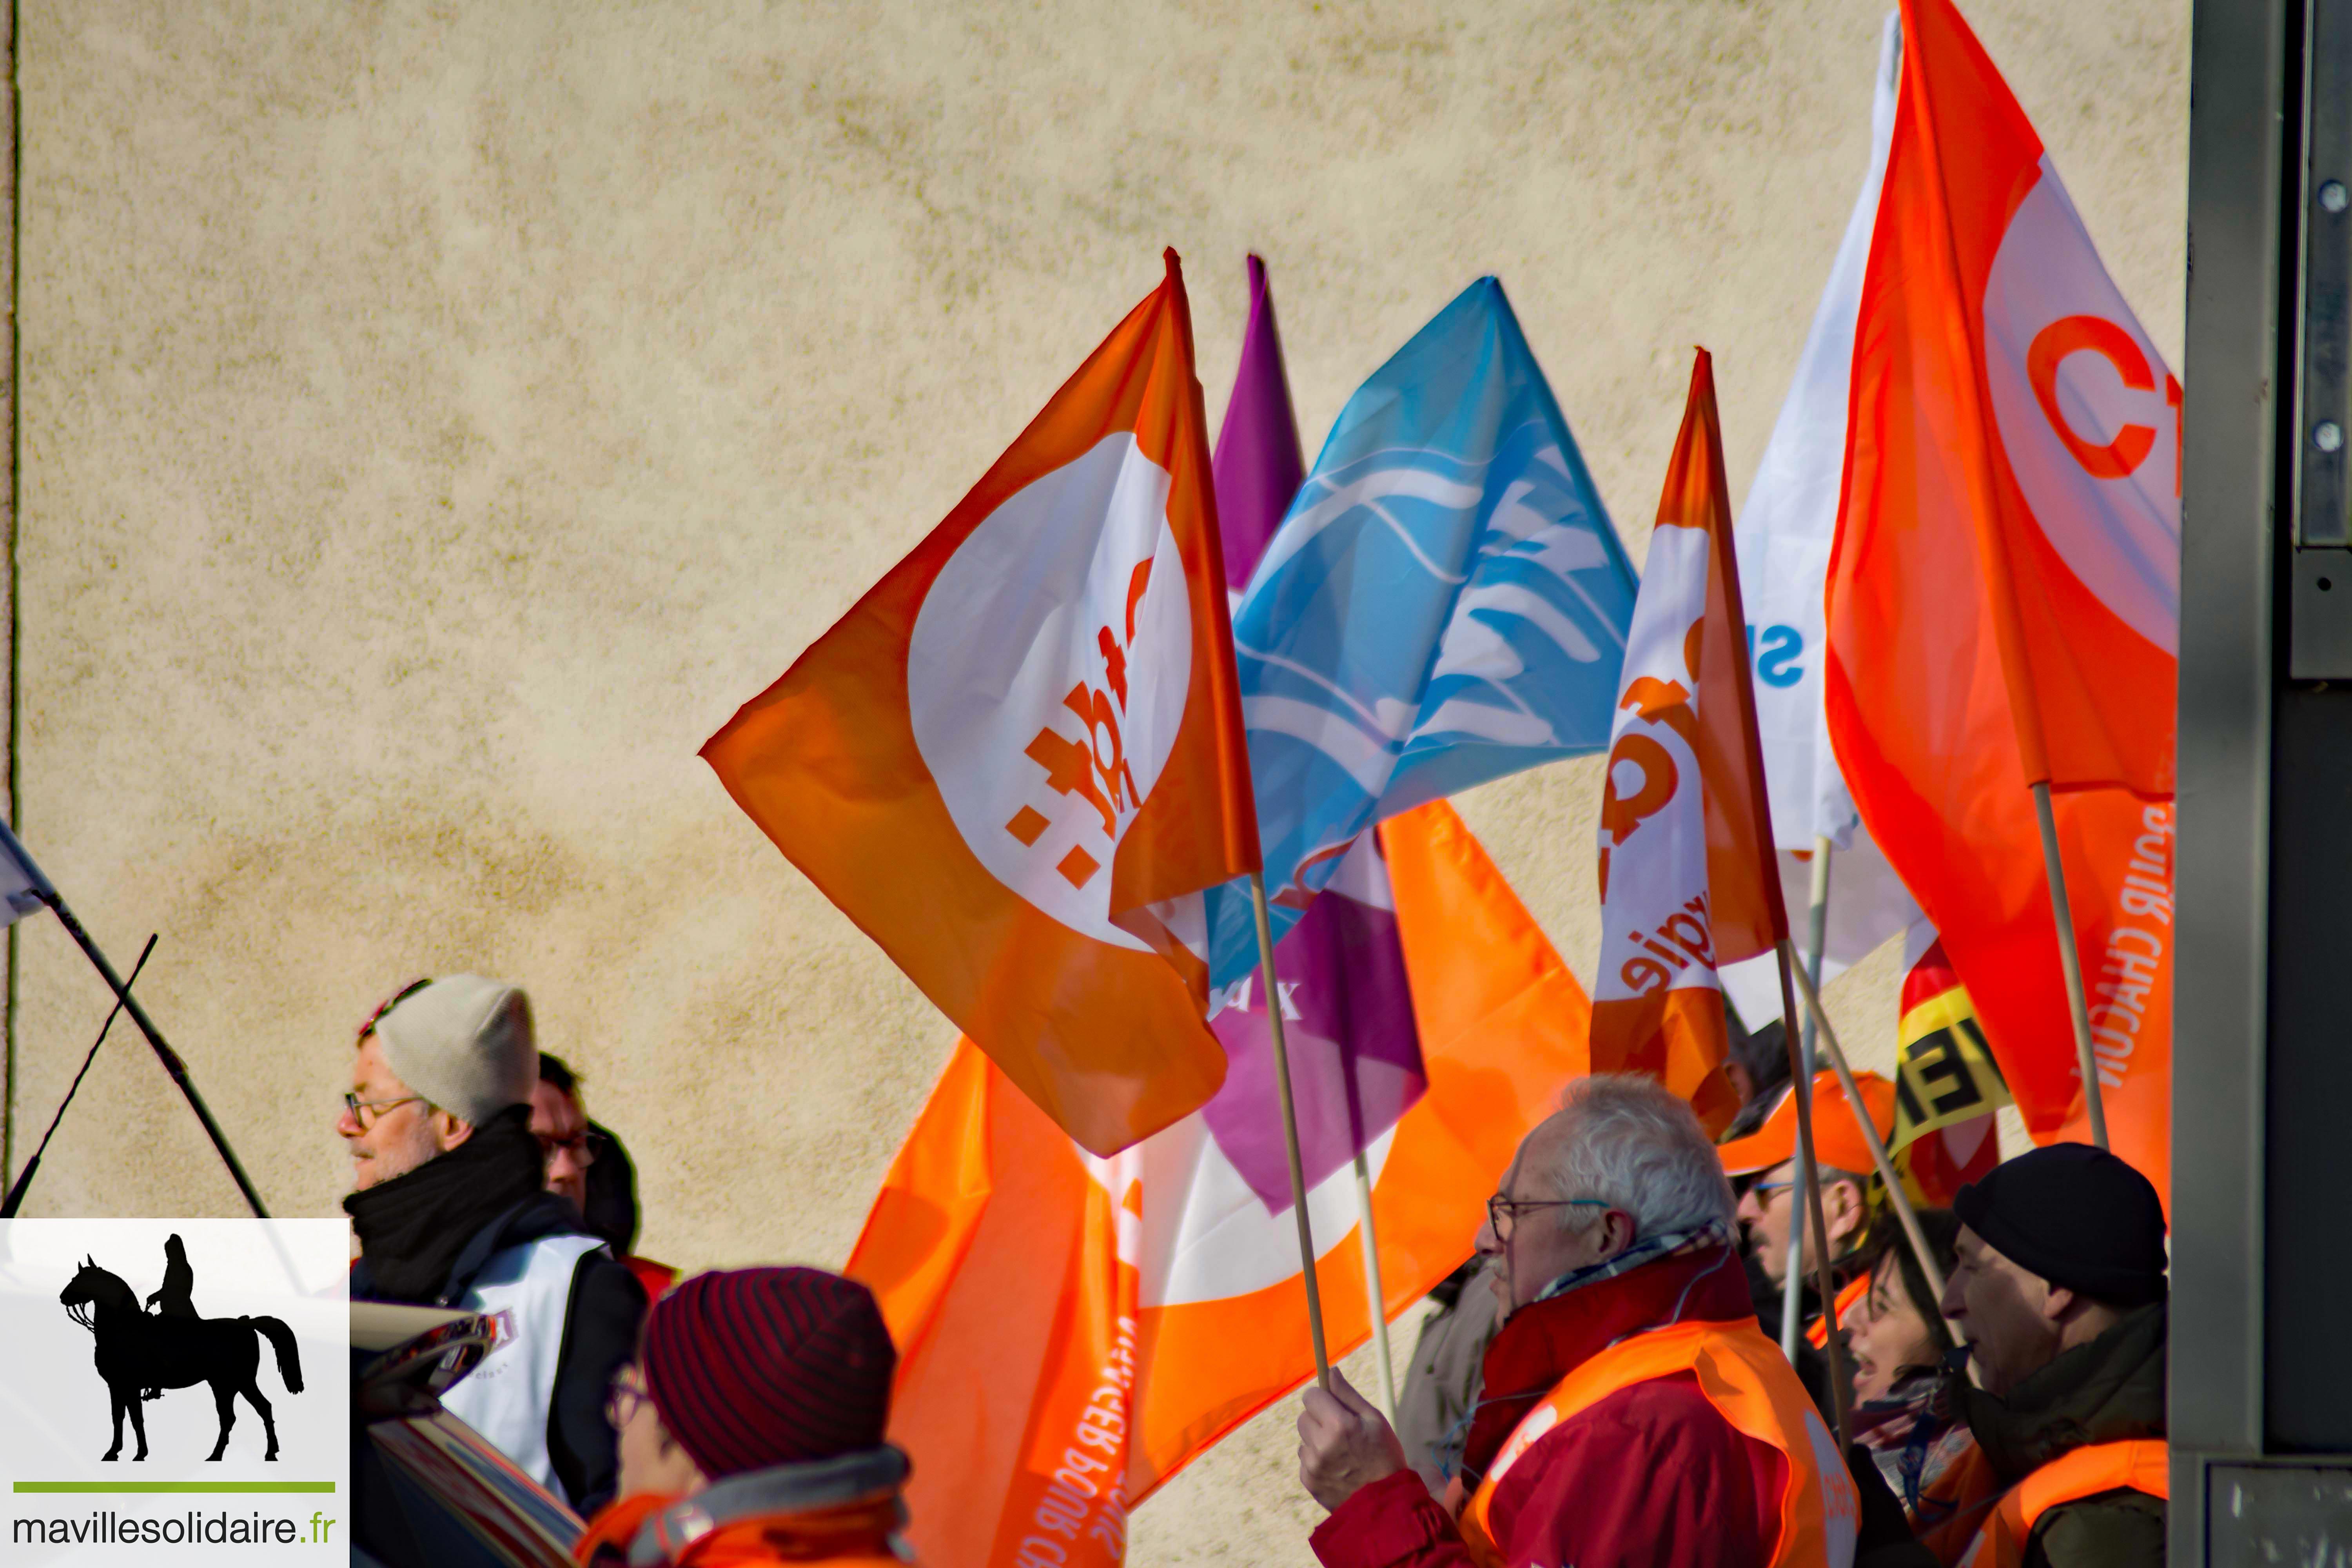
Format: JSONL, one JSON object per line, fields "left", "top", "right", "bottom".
{"left": 845, "top": 799, "right": 1593, "bottom": 1568}
{"left": 702, "top": 252, "right": 1258, "bottom": 1157}
{"left": 1589, "top": 349, "right": 1785, "bottom": 1134}
{"left": 1825, "top": 0, "right": 2173, "bottom": 1202}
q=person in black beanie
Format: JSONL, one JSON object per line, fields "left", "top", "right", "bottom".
{"left": 1936, "top": 1143, "right": 2167, "bottom": 1568}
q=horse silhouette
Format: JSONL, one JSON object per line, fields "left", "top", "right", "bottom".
{"left": 59, "top": 1254, "right": 303, "bottom": 1462}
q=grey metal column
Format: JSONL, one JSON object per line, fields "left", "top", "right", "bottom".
{"left": 2181, "top": 0, "right": 2352, "bottom": 1557}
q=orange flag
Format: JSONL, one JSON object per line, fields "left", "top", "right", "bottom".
{"left": 1589, "top": 350, "right": 1783, "bottom": 1133}
{"left": 703, "top": 252, "right": 1259, "bottom": 1156}
{"left": 846, "top": 800, "right": 1592, "bottom": 1568}
{"left": 1826, "top": 0, "right": 2174, "bottom": 1201}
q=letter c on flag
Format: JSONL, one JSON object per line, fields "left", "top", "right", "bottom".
{"left": 2026, "top": 315, "right": 2157, "bottom": 480}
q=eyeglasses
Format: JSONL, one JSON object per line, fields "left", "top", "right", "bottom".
{"left": 355, "top": 978, "right": 432, "bottom": 1042}
{"left": 537, "top": 1129, "right": 594, "bottom": 1165}
{"left": 344, "top": 1092, "right": 422, "bottom": 1131}
{"left": 1748, "top": 1178, "right": 1800, "bottom": 1200}
{"left": 1486, "top": 1194, "right": 1608, "bottom": 1242}
{"left": 605, "top": 1369, "right": 651, "bottom": 1431}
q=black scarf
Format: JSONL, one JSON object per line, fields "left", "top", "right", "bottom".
{"left": 345, "top": 1105, "right": 544, "bottom": 1304}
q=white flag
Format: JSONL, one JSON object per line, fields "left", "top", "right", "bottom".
{"left": 1721, "top": 14, "right": 1918, "bottom": 1027}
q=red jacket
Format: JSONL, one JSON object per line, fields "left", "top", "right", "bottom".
{"left": 1311, "top": 1246, "right": 1789, "bottom": 1568}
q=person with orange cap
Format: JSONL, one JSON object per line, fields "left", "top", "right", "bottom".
{"left": 1723, "top": 1069, "right": 1899, "bottom": 1359}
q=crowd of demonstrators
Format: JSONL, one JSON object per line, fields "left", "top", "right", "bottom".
{"left": 1299, "top": 1073, "right": 2171, "bottom": 1568}
{"left": 535, "top": 1052, "right": 681, "bottom": 1300}
{"left": 1297, "top": 1074, "right": 1929, "bottom": 1568}
{"left": 575, "top": 1266, "right": 913, "bottom": 1567}
{"left": 341, "top": 976, "right": 648, "bottom": 1514}
{"left": 336, "top": 968, "right": 2164, "bottom": 1568}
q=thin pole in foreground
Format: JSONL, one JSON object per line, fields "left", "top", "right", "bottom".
{"left": 0, "top": 820, "right": 269, "bottom": 1219}
{"left": 1781, "top": 839, "right": 1833, "bottom": 1360}
{"left": 0, "top": 933, "right": 155, "bottom": 1218}
{"left": 2030, "top": 782, "right": 2109, "bottom": 1149}
{"left": 1773, "top": 942, "right": 1852, "bottom": 1452}
{"left": 1350, "top": 1150, "right": 1397, "bottom": 1417}
{"left": 1250, "top": 870, "right": 1331, "bottom": 1389}
{"left": 1782, "top": 942, "right": 1949, "bottom": 1306}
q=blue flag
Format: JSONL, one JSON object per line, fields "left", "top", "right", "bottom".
{"left": 1208, "top": 278, "right": 1637, "bottom": 992}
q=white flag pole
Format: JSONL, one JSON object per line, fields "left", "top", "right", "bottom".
{"left": 1773, "top": 940, "right": 1853, "bottom": 1451}
{"left": 1251, "top": 870, "right": 1332, "bottom": 1389}
{"left": 2031, "top": 783, "right": 2110, "bottom": 1149}
{"left": 1779, "top": 837, "right": 1834, "bottom": 1359}
{"left": 1351, "top": 1151, "right": 1398, "bottom": 1417}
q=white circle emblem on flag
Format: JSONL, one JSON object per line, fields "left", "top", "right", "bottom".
{"left": 908, "top": 433, "right": 1193, "bottom": 950}
{"left": 1983, "top": 156, "right": 2180, "bottom": 655}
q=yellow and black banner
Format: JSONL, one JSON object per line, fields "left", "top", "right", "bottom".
{"left": 1888, "top": 933, "right": 2009, "bottom": 1205}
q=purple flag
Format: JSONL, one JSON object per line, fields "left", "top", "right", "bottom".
{"left": 1211, "top": 254, "right": 1307, "bottom": 594}
{"left": 1205, "top": 256, "right": 1428, "bottom": 1214}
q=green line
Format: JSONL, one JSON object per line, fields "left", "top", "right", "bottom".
{"left": 13, "top": 1482, "right": 336, "bottom": 1494}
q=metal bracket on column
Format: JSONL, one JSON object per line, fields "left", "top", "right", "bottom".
{"left": 2292, "top": 0, "right": 2352, "bottom": 675}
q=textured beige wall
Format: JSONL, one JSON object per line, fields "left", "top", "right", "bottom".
{"left": 5, "top": 1, "right": 2183, "bottom": 1559}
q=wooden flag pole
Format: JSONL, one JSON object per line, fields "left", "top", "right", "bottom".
{"left": 1773, "top": 941, "right": 1853, "bottom": 1452}
{"left": 1780, "top": 839, "right": 1834, "bottom": 1360}
{"left": 1782, "top": 943, "right": 1950, "bottom": 1305}
{"left": 1251, "top": 870, "right": 1332, "bottom": 1389}
{"left": 2031, "top": 782, "right": 2110, "bottom": 1149}
{"left": 1351, "top": 1151, "right": 1399, "bottom": 1417}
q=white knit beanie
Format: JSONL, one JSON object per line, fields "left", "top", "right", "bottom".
{"left": 374, "top": 975, "right": 537, "bottom": 1128}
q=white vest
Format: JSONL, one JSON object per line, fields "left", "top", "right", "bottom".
{"left": 438, "top": 1232, "right": 608, "bottom": 1495}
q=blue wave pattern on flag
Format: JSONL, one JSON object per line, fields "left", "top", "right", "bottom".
{"left": 1207, "top": 278, "right": 1638, "bottom": 992}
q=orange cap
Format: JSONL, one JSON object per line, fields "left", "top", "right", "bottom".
{"left": 1717, "top": 1069, "right": 1897, "bottom": 1178}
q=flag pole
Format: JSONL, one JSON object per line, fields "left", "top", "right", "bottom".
{"left": 1250, "top": 870, "right": 1332, "bottom": 1389}
{"left": 1, "top": 934, "right": 155, "bottom": 1218}
{"left": 2030, "top": 782, "right": 2109, "bottom": 1149}
{"left": 1350, "top": 1151, "right": 1398, "bottom": 1416}
{"left": 0, "top": 821, "right": 270, "bottom": 1219}
{"left": 1780, "top": 838, "right": 1833, "bottom": 1360}
{"left": 1773, "top": 942, "right": 1853, "bottom": 1451}
{"left": 1782, "top": 943, "right": 1949, "bottom": 1305}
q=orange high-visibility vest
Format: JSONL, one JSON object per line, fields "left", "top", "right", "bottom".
{"left": 1908, "top": 1439, "right": 2004, "bottom": 1565}
{"left": 1808, "top": 1275, "right": 1872, "bottom": 1350}
{"left": 1954, "top": 1440, "right": 2168, "bottom": 1568}
{"left": 1459, "top": 1318, "right": 1861, "bottom": 1568}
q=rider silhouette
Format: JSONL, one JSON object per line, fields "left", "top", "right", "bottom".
{"left": 146, "top": 1235, "right": 196, "bottom": 1318}
{"left": 141, "top": 1234, "right": 197, "bottom": 1399}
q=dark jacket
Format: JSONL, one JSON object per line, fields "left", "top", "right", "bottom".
{"left": 1949, "top": 1303, "right": 2167, "bottom": 1568}
{"left": 355, "top": 1191, "right": 646, "bottom": 1516}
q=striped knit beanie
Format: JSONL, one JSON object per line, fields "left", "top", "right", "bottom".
{"left": 637, "top": 1267, "right": 897, "bottom": 1478}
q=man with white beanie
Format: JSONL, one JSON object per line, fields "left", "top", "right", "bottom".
{"left": 341, "top": 975, "right": 647, "bottom": 1515}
